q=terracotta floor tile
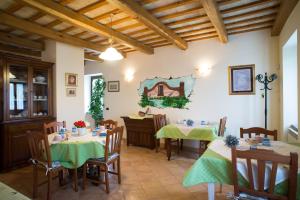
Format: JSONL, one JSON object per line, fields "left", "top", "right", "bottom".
{"left": 0, "top": 142, "right": 232, "bottom": 200}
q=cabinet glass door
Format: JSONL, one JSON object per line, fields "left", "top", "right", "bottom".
{"left": 8, "top": 64, "right": 29, "bottom": 119}
{"left": 32, "top": 68, "right": 49, "bottom": 117}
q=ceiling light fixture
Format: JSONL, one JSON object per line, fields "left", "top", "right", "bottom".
{"left": 99, "top": 14, "right": 124, "bottom": 61}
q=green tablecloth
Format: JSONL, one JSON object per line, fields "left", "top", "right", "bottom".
{"left": 183, "top": 148, "right": 300, "bottom": 199}
{"left": 51, "top": 140, "right": 105, "bottom": 169}
{"left": 0, "top": 182, "right": 30, "bottom": 200}
{"left": 156, "top": 124, "right": 218, "bottom": 141}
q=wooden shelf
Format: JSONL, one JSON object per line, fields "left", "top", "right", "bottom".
{"left": 33, "top": 82, "right": 47, "bottom": 85}
{"left": 33, "top": 99, "right": 48, "bottom": 101}
{"left": 9, "top": 80, "right": 27, "bottom": 83}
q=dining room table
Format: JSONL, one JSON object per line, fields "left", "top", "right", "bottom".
{"left": 182, "top": 138, "right": 300, "bottom": 200}
{"left": 156, "top": 123, "right": 219, "bottom": 160}
{"left": 48, "top": 129, "right": 107, "bottom": 191}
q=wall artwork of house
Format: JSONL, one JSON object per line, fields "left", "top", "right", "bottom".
{"left": 138, "top": 75, "right": 196, "bottom": 109}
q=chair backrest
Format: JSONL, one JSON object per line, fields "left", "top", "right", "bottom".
{"left": 44, "top": 121, "right": 66, "bottom": 134}
{"left": 104, "top": 126, "right": 124, "bottom": 161}
{"left": 27, "top": 130, "right": 52, "bottom": 167}
{"left": 218, "top": 116, "right": 227, "bottom": 137}
{"left": 99, "top": 119, "right": 118, "bottom": 130}
{"left": 231, "top": 147, "right": 298, "bottom": 200}
{"left": 240, "top": 127, "right": 278, "bottom": 140}
{"left": 153, "top": 114, "right": 167, "bottom": 132}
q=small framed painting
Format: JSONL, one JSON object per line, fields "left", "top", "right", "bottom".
{"left": 66, "top": 88, "right": 76, "bottom": 97}
{"left": 228, "top": 65, "right": 255, "bottom": 95}
{"left": 65, "top": 73, "right": 78, "bottom": 87}
{"left": 108, "top": 81, "right": 120, "bottom": 92}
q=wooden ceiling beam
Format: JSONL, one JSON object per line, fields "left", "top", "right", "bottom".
{"left": 166, "top": 15, "right": 208, "bottom": 27}
{"left": 93, "top": 9, "right": 121, "bottom": 22}
{"left": 0, "top": 31, "right": 44, "bottom": 50}
{"left": 6, "top": 3, "right": 24, "bottom": 13}
{"left": 28, "top": 12, "right": 45, "bottom": 21}
{"left": 106, "top": 0, "right": 188, "bottom": 50}
{"left": 45, "top": 19, "right": 62, "bottom": 28}
{"left": 223, "top": 5, "right": 279, "bottom": 22}
{"left": 19, "top": 0, "right": 153, "bottom": 54}
{"left": 149, "top": 0, "right": 197, "bottom": 14}
{"left": 60, "top": 0, "right": 76, "bottom": 6}
{"left": 201, "top": 0, "right": 228, "bottom": 43}
{"left": 221, "top": 0, "right": 278, "bottom": 14}
{"left": 0, "top": 43, "right": 41, "bottom": 57}
{"left": 174, "top": 20, "right": 212, "bottom": 32}
{"left": 78, "top": 0, "right": 108, "bottom": 14}
{"left": 0, "top": 11, "right": 107, "bottom": 52}
{"left": 228, "top": 25, "right": 272, "bottom": 35}
{"left": 110, "top": 16, "right": 133, "bottom": 26}
{"left": 225, "top": 13, "right": 276, "bottom": 27}
{"left": 185, "top": 34, "right": 218, "bottom": 42}
{"left": 84, "top": 53, "right": 103, "bottom": 62}
{"left": 218, "top": 0, "right": 240, "bottom": 6}
{"left": 179, "top": 27, "right": 216, "bottom": 37}
{"left": 61, "top": 26, "right": 77, "bottom": 33}
{"left": 182, "top": 31, "right": 217, "bottom": 40}
{"left": 227, "top": 20, "right": 274, "bottom": 32}
{"left": 158, "top": 7, "right": 202, "bottom": 21}
{"left": 271, "top": 0, "right": 299, "bottom": 36}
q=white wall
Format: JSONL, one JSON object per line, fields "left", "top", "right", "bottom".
{"left": 42, "top": 41, "right": 85, "bottom": 129}
{"left": 282, "top": 32, "right": 298, "bottom": 141}
{"left": 85, "top": 30, "right": 280, "bottom": 143}
{"left": 279, "top": 1, "right": 300, "bottom": 142}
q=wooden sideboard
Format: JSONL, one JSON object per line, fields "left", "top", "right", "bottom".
{"left": 0, "top": 53, "right": 55, "bottom": 171}
{"left": 121, "top": 116, "right": 156, "bottom": 149}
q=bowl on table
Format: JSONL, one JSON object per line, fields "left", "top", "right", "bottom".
{"left": 53, "top": 134, "right": 63, "bottom": 142}
{"left": 99, "top": 132, "right": 107, "bottom": 137}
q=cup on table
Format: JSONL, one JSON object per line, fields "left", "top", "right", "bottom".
{"left": 54, "top": 134, "right": 63, "bottom": 142}
{"left": 92, "top": 130, "right": 98, "bottom": 136}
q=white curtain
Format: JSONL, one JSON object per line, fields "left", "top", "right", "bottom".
{"left": 16, "top": 84, "right": 24, "bottom": 110}
{"left": 9, "top": 83, "right": 14, "bottom": 110}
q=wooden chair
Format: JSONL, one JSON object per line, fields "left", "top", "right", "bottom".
{"left": 27, "top": 130, "right": 65, "bottom": 200}
{"left": 43, "top": 121, "right": 66, "bottom": 134}
{"left": 240, "top": 127, "right": 278, "bottom": 140}
{"left": 218, "top": 116, "right": 227, "bottom": 137}
{"left": 231, "top": 147, "right": 298, "bottom": 200}
{"left": 83, "top": 126, "right": 124, "bottom": 193}
{"left": 99, "top": 119, "right": 118, "bottom": 130}
{"left": 153, "top": 114, "right": 181, "bottom": 154}
{"left": 199, "top": 116, "right": 227, "bottom": 155}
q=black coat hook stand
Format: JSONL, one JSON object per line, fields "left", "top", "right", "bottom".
{"left": 256, "top": 72, "right": 277, "bottom": 129}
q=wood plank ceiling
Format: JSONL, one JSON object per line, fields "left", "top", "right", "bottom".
{"left": 0, "top": 0, "right": 297, "bottom": 62}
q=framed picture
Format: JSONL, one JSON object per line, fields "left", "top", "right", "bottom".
{"left": 66, "top": 88, "right": 76, "bottom": 97}
{"left": 108, "top": 81, "right": 120, "bottom": 92}
{"left": 65, "top": 73, "right": 78, "bottom": 86}
{"left": 228, "top": 65, "right": 255, "bottom": 95}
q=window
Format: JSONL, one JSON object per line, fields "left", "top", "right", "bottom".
{"left": 282, "top": 30, "right": 298, "bottom": 138}
{"left": 90, "top": 75, "right": 102, "bottom": 96}
{"left": 9, "top": 83, "right": 24, "bottom": 110}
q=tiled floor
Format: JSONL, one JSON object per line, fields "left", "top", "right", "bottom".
{"left": 0, "top": 143, "right": 232, "bottom": 200}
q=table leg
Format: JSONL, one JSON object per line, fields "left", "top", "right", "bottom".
{"left": 166, "top": 138, "right": 171, "bottom": 161}
{"left": 73, "top": 168, "right": 78, "bottom": 192}
{"left": 208, "top": 183, "right": 215, "bottom": 200}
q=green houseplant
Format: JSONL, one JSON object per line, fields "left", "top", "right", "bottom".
{"left": 89, "top": 78, "right": 106, "bottom": 124}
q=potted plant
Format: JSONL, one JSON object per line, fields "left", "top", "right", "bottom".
{"left": 74, "top": 120, "right": 86, "bottom": 136}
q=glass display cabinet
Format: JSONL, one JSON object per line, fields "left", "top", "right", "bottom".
{"left": 0, "top": 53, "right": 54, "bottom": 171}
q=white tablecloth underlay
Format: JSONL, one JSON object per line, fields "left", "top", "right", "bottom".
{"left": 48, "top": 131, "right": 107, "bottom": 146}
{"left": 175, "top": 124, "right": 217, "bottom": 136}
{"left": 208, "top": 139, "right": 300, "bottom": 190}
